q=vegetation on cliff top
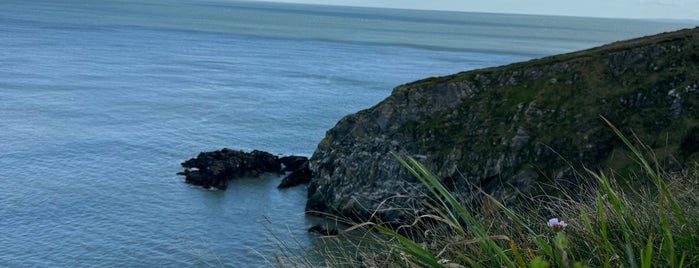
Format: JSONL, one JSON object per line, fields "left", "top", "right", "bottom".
{"left": 401, "top": 26, "right": 699, "bottom": 170}
{"left": 307, "top": 26, "right": 699, "bottom": 222}
{"left": 288, "top": 27, "right": 699, "bottom": 267}
{"left": 288, "top": 125, "right": 699, "bottom": 267}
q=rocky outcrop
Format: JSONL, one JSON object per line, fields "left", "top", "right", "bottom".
{"left": 278, "top": 157, "right": 313, "bottom": 188}
{"left": 306, "top": 27, "right": 699, "bottom": 223}
{"left": 178, "top": 149, "right": 312, "bottom": 190}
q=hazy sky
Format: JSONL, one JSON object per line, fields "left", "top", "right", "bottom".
{"left": 254, "top": 0, "right": 699, "bottom": 20}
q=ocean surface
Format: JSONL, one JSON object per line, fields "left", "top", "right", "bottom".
{"left": 0, "top": 0, "right": 694, "bottom": 266}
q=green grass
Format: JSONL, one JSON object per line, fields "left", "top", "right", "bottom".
{"left": 289, "top": 122, "right": 699, "bottom": 267}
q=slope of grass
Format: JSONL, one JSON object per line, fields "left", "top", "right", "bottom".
{"left": 289, "top": 124, "right": 699, "bottom": 267}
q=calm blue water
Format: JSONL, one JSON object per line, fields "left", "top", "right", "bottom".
{"left": 0, "top": 0, "right": 694, "bottom": 266}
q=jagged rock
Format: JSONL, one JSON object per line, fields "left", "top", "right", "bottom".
{"left": 280, "top": 156, "right": 308, "bottom": 172}
{"left": 277, "top": 159, "right": 313, "bottom": 188}
{"left": 177, "top": 149, "right": 314, "bottom": 190}
{"left": 178, "top": 149, "right": 281, "bottom": 190}
{"left": 306, "top": 27, "right": 699, "bottom": 223}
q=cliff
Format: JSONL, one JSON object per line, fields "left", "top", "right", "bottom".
{"left": 306, "top": 27, "right": 699, "bottom": 222}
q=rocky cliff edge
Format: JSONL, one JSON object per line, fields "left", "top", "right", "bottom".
{"left": 306, "top": 27, "right": 699, "bottom": 223}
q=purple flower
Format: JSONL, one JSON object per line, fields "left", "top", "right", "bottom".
{"left": 547, "top": 218, "right": 568, "bottom": 232}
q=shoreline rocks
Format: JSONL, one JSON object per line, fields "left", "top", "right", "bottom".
{"left": 278, "top": 158, "right": 313, "bottom": 189}
{"left": 177, "top": 148, "right": 312, "bottom": 190}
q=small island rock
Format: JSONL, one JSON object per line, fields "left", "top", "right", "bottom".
{"left": 178, "top": 148, "right": 280, "bottom": 190}
{"left": 177, "top": 149, "right": 313, "bottom": 190}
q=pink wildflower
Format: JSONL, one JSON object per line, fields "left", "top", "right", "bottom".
{"left": 547, "top": 218, "right": 568, "bottom": 232}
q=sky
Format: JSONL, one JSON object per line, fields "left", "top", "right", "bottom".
{"left": 253, "top": 0, "right": 699, "bottom": 21}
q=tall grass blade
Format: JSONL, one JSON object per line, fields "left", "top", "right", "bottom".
{"left": 596, "top": 193, "right": 614, "bottom": 268}
{"left": 509, "top": 240, "right": 527, "bottom": 268}
{"left": 393, "top": 153, "right": 516, "bottom": 267}
{"left": 392, "top": 153, "right": 460, "bottom": 233}
{"left": 594, "top": 170, "right": 637, "bottom": 268}
{"left": 601, "top": 116, "right": 686, "bottom": 225}
{"left": 374, "top": 225, "right": 444, "bottom": 267}
{"left": 640, "top": 232, "right": 653, "bottom": 268}
{"left": 659, "top": 195, "right": 676, "bottom": 267}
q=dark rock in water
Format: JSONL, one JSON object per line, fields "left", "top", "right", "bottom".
{"left": 280, "top": 156, "right": 308, "bottom": 172}
{"left": 308, "top": 225, "right": 338, "bottom": 236}
{"left": 277, "top": 159, "right": 313, "bottom": 189}
{"left": 178, "top": 148, "right": 281, "bottom": 190}
{"left": 177, "top": 148, "right": 313, "bottom": 190}
{"left": 307, "top": 27, "right": 699, "bottom": 223}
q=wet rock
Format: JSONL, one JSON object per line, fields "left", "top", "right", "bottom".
{"left": 178, "top": 149, "right": 280, "bottom": 190}
{"left": 177, "top": 149, "right": 314, "bottom": 190}
{"left": 280, "top": 156, "right": 308, "bottom": 172}
{"left": 278, "top": 158, "right": 313, "bottom": 188}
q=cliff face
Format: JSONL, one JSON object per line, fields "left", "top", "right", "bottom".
{"left": 306, "top": 27, "right": 699, "bottom": 222}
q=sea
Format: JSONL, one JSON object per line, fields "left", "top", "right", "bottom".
{"left": 0, "top": 0, "right": 694, "bottom": 266}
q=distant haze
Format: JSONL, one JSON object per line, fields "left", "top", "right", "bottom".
{"left": 250, "top": 0, "right": 699, "bottom": 21}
